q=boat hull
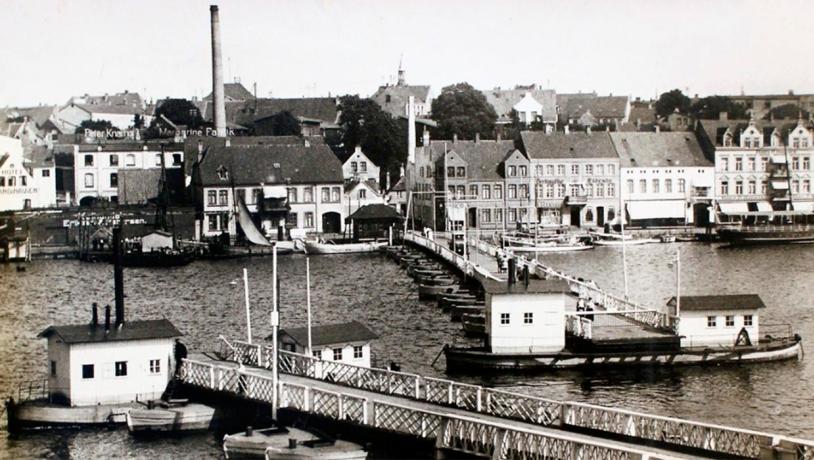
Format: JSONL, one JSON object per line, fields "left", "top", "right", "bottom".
{"left": 506, "top": 244, "right": 593, "bottom": 253}
{"left": 303, "top": 241, "right": 387, "bottom": 255}
{"left": 223, "top": 426, "right": 367, "bottom": 460}
{"left": 126, "top": 403, "right": 216, "bottom": 432}
{"left": 718, "top": 228, "right": 814, "bottom": 245}
{"left": 445, "top": 339, "right": 803, "bottom": 372}
{"left": 5, "top": 400, "right": 134, "bottom": 432}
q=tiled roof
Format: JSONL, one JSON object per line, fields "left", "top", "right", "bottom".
{"left": 668, "top": 295, "right": 766, "bottom": 311}
{"left": 70, "top": 92, "right": 143, "bottom": 108}
{"left": 389, "top": 176, "right": 406, "bottom": 192}
{"left": 183, "top": 135, "right": 324, "bottom": 172}
{"left": 204, "top": 82, "right": 254, "bottom": 101}
{"left": 198, "top": 98, "right": 339, "bottom": 127}
{"left": 481, "top": 88, "right": 557, "bottom": 122}
{"left": 520, "top": 131, "right": 619, "bottom": 160}
{"left": 428, "top": 140, "right": 517, "bottom": 181}
{"left": 74, "top": 103, "right": 144, "bottom": 115}
{"left": 38, "top": 319, "right": 182, "bottom": 344}
{"left": 24, "top": 145, "right": 53, "bottom": 168}
{"left": 198, "top": 143, "right": 343, "bottom": 187}
{"left": 559, "top": 94, "right": 629, "bottom": 120}
{"left": 628, "top": 105, "right": 657, "bottom": 124}
{"left": 276, "top": 320, "right": 378, "bottom": 347}
{"left": 347, "top": 203, "right": 403, "bottom": 221}
{"left": 371, "top": 84, "right": 431, "bottom": 118}
{"left": 697, "top": 119, "right": 811, "bottom": 147}
{"left": 1, "top": 106, "right": 57, "bottom": 127}
{"left": 609, "top": 132, "right": 712, "bottom": 167}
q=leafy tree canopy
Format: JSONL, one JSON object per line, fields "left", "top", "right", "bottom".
{"left": 154, "top": 98, "right": 204, "bottom": 128}
{"left": 338, "top": 95, "right": 406, "bottom": 185}
{"left": 655, "top": 89, "right": 691, "bottom": 119}
{"left": 763, "top": 103, "right": 810, "bottom": 121}
{"left": 431, "top": 82, "right": 497, "bottom": 140}
{"left": 690, "top": 96, "right": 748, "bottom": 120}
{"left": 75, "top": 119, "right": 117, "bottom": 134}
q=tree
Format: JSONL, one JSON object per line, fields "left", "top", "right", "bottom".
{"left": 337, "top": 95, "right": 406, "bottom": 186}
{"left": 75, "top": 119, "right": 116, "bottom": 134}
{"left": 431, "top": 82, "right": 497, "bottom": 140}
{"left": 153, "top": 98, "right": 204, "bottom": 128}
{"left": 655, "top": 89, "right": 691, "bottom": 119}
{"left": 764, "top": 103, "right": 810, "bottom": 121}
{"left": 690, "top": 96, "right": 748, "bottom": 120}
{"left": 267, "top": 111, "right": 301, "bottom": 136}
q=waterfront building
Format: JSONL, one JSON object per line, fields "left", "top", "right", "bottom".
{"left": 371, "top": 64, "right": 432, "bottom": 118}
{"left": 277, "top": 321, "right": 378, "bottom": 368}
{"left": 609, "top": 132, "right": 714, "bottom": 227}
{"left": 0, "top": 135, "right": 56, "bottom": 211}
{"left": 341, "top": 146, "right": 380, "bottom": 185}
{"left": 484, "top": 278, "right": 570, "bottom": 354}
{"left": 37, "top": 317, "right": 182, "bottom": 406}
{"left": 668, "top": 295, "right": 764, "bottom": 348}
{"left": 519, "top": 131, "right": 620, "bottom": 228}
{"left": 481, "top": 85, "right": 557, "bottom": 128}
{"left": 71, "top": 141, "right": 183, "bottom": 206}
{"left": 695, "top": 116, "right": 814, "bottom": 218}
{"left": 195, "top": 142, "right": 344, "bottom": 239}
{"left": 343, "top": 179, "right": 385, "bottom": 220}
{"left": 345, "top": 203, "right": 403, "bottom": 240}
{"left": 412, "top": 132, "right": 519, "bottom": 233}
{"left": 384, "top": 176, "right": 407, "bottom": 215}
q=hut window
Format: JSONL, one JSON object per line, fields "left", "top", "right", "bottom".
{"left": 149, "top": 359, "right": 160, "bottom": 374}
{"left": 353, "top": 346, "right": 363, "bottom": 359}
{"left": 744, "top": 315, "right": 753, "bottom": 326}
{"left": 313, "top": 350, "right": 322, "bottom": 359}
{"left": 500, "top": 313, "right": 510, "bottom": 325}
{"left": 82, "top": 364, "right": 94, "bottom": 379}
{"left": 115, "top": 361, "right": 128, "bottom": 377}
{"left": 524, "top": 312, "right": 533, "bottom": 324}
{"left": 726, "top": 316, "right": 735, "bottom": 327}
{"left": 333, "top": 348, "right": 343, "bottom": 361}
{"left": 707, "top": 316, "right": 717, "bottom": 328}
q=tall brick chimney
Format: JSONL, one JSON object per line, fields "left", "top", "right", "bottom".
{"left": 210, "top": 5, "right": 227, "bottom": 138}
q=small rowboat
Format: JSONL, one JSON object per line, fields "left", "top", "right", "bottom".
{"left": 126, "top": 400, "right": 216, "bottom": 433}
{"left": 303, "top": 240, "right": 387, "bottom": 255}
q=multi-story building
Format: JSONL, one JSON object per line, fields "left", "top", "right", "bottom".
{"left": 727, "top": 91, "right": 814, "bottom": 120}
{"left": 0, "top": 136, "right": 56, "bottom": 211}
{"left": 371, "top": 65, "right": 432, "bottom": 119}
{"left": 482, "top": 85, "right": 557, "bottom": 127}
{"left": 696, "top": 117, "right": 814, "bottom": 218}
{"left": 557, "top": 93, "right": 631, "bottom": 128}
{"left": 610, "top": 132, "right": 714, "bottom": 227}
{"left": 520, "top": 131, "right": 620, "bottom": 228}
{"left": 195, "top": 142, "right": 344, "bottom": 239}
{"left": 71, "top": 142, "right": 183, "bottom": 205}
{"left": 341, "top": 146, "right": 380, "bottom": 185}
{"left": 412, "top": 132, "right": 521, "bottom": 234}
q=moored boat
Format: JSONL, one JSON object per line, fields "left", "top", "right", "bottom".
{"left": 590, "top": 232, "right": 659, "bottom": 246}
{"left": 126, "top": 400, "right": 216, "bottom": 433}
{"left": 302, "top": 240, "right": 387, "bottom": 255}
{"left": 223, "top": 425, "right": 367, "bottom": 459}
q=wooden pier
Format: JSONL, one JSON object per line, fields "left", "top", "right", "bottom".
{"left": 178, "top": 340, "right": 814, "bottom": 459}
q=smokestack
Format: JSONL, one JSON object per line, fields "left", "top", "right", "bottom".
{"left": 210, "top": 5, "right": 227, "bottom": 138}
{"left": 407, "top": 96, "right": 416, "bottom": 164}
{"left": 113, "top": 227, "right": 125, "bottom": 326}
{"left": 104, "top": 305, "right": 111, "bottom": 332}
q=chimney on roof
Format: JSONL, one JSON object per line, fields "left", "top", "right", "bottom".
{"left": 475, "top": 133, "right": 480, "bottom": 143}
{"left": 719, "top": 112, "right": 728, "bottom": 121}
{"left": 104, "top": 305, "right": 111, "bottom": 332}
{"left": 453, "top": 133, "right": 458, "bottom": 143}
{"left": 789, "top": 90, "right": 795, "bottom": 96}
{"left": 564, "top": 125, "right": 570, "bottom": 135}
{"left": 210, "top": 5, "right": 227, "bottom": 138}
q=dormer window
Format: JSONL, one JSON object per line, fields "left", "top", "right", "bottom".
{"left": 723, "top": 133, "right": 733, "bottom": 147}
{"left": 217, "top": 165, "right": 228, "bottom": 181}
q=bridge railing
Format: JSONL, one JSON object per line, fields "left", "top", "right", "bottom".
{"left": 211, "top": 344, "right": 814, "bottom": 459}
{"left": 403, "top": 232, "right": 499, "bottom": 281}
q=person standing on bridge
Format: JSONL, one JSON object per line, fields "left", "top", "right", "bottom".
{"left": 174, "top": 338, "right": 188, "bottom": 376}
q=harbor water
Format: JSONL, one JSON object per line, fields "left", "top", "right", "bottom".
{"left": 1, "top": 242, "right": 813, "bottom": 458}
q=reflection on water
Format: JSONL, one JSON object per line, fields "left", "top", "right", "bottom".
{"left": 1, "top": 243, "right": 813, "bottom": 457}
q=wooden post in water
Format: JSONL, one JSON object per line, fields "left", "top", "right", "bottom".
{"left": 270, "top": 246, "right": 279, "bottom": 415}
{"left": 243, "top": 268, "right": 252, "bottom": 343}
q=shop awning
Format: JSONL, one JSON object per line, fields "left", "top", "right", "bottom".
{"left": 771, "top": 180, "right": 789, "bottom": 190}
{"left": 718, "top": 202, "right": 749, "bottom": 214}
{"left": 627, "top": 200, "right": 686, "bottom": 220}
{"left": 756, "top": 202, "right": 773, "bottom": 212}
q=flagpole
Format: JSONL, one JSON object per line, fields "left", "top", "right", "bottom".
{"left": 271, "top": 246, "right": 279, "bottom": 415}
{"left": 306, "top": 257, "right": 313, "bottom": 357}
{"left": 243, "top": 268, "right": 251, "bottom": 343}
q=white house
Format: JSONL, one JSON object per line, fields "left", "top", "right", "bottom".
{"left": 276, "top": 321, "right": 378, "bottom": 368}
{"left": 484, "top": 278, "right": 570, "bottom": 354}
{"left": 344, "top": 179, "right": 385, "bottom": 218}
{"left": 0, "top": 135, "right": 56, "bottom": 211}
{"left": 342, "top": 146, "right": 380, "bottom": 185}
{"left": 669, "top": 295, "right": 765, "bottom": 348}
{"left": 72, "top": 142, "right": 183, "bottom": 205}
{"left": 37, "top": 318, "right": 182, "bottom": 406}
{"left": 385, "top": 176, "right": 408, "bottom": 215}
{"left": 610, "top": 132, "right": 715, "bottom": 227}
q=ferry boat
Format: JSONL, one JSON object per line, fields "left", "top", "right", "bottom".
{"left": 717, "top": 211, "right": 814, "bottom": 245}
{"left": 444, "top": 278, "right": 803, "bottom": 372}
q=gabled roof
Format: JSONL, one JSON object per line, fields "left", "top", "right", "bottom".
{"left": 198, "top": 143, "right": 343, "bottom": 187}
{"left": 697, "top": 119, "right": 812, "bottom": 147}
{"left": 73, "top": 103, "right": 144, "bottom": 116}
{"left": 69, "top": 92, "right": 143, "bottom": 108}
{"left": 347, "top": 203, "right": 403, "bottom": 221}
{"left": 38, "top": 319, "right": 182, "bottom": 344}
{"left": 389, "top": 176, "right": 406, "bottom": 192}
{"left": 198, "top": 98, "right": 339, "bottom": 127}
{"left": 609, "top": 132, "right": 712, "bottom": 167}
{"left": 520, "top": 131, "right": 619, "bottom": 160}
{"left": 276, "top": 321, "right": 378, "bottom": 347}
{"left": 559, "top": 94, "right": 629, "bottom": 120}
{"left": 183, "top": 135, "right": 324, "bottom": 172}
{"left": 344, "top": 179, "right": 380, "bottom": 195}
{"left": 371, "top": 84, "right": 432, "bottom": 118}
{"left": 1, "top": 105, "right": 57, "bottom": 128}
{"left": 667, "top": 295, "right": 766, "bottom": 311}
{"left": 204, "top": 82, "right": 254, "bottom": 101}
{"left": 481, "top": 88, "right": 557, "bottom": 122}
{"left": 428, "top": 139, "right": 517, "bottom": 181}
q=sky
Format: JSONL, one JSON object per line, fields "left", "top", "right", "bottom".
{"left": 1, "top": 0, "right": 813, "bottom": 107}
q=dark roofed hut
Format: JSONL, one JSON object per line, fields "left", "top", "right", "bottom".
{"left": 345, "top": 204, "right": 404, "bottom": 241}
